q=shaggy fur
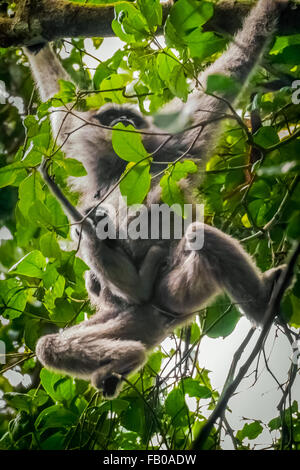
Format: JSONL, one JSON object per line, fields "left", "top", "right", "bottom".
{"left": 26, "top": 0, "right": 288, "bottom": 398}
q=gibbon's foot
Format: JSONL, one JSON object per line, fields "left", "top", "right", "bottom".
{"left": 91, "top": 347, "right": 146, "bottom": 398}
{"left": 102, "top": 375, "right": 122, "bottom": 399}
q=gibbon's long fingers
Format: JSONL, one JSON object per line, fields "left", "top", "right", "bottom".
{"left": 40, "top": 159, "right": 95, "bottom": 237}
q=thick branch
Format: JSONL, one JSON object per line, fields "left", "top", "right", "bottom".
{"left": 191, "top": 242, "right": 300, "bottom": 450}
{"left": 0, "top": 0, "right": 299, "bottom": 48}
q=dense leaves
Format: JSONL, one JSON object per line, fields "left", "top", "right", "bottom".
{"left": 0, "top": 0, "right": 299, "bottom": 451}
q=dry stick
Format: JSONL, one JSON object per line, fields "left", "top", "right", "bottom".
{"left": 191, "top": 242, "right": 300, "bottom": 450}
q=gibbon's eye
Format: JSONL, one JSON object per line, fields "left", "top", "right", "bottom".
{"left": 94, "top": 107, "right": 148, "bottom": 129}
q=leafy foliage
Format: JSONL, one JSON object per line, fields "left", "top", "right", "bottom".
{"left": 0, "top": 0, "right": 299, "bottom": 451}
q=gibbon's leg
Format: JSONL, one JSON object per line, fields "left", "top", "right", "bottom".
{"left": 137, "top": 245, "right": 169, "bottom": 302}
{"left": 36, "top": 321, "right": 146, "bottom": 397}
{"left": 157, "top": 222, "right": 284, "bottom": 325}
{"left": 86, "top": 271, "right": 101, "bottom": 297}
{"left": 24, "top": 45, "right": 78, "bottom": 140}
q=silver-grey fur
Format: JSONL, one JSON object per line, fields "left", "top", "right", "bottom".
{"left": 25, "top": 0, "right": 288, "bottom": 398}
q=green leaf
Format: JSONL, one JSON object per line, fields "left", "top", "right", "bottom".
{"left": 39, "top": 232, "right": 61, "bottom": 259}
{"left": 0, "top": 162, "right": 27, "bottom": 189}
{"left": 180, "top": 378, "right": 211, "bottom": 399}
{"left": 40, "top": 431, "right": 66, "bottom": 450}
{"left": 100, "top": 73, "right": 130, "bottom": 104}
{"left": 156, "top": 51, "right": 177, "bottom": 82}
{"left": 35, "top": 405, "right": 77, "bottom": 430}
{"left": 0, "top": 278, "right": 28, "bottom": 319}
{"left": 236, "top": 421, "right": 263, "bottom": 441}
{"left": 9, "top": 250, "right": 47, "bottom": 279}
{"left": 241, "top": 213, "right": 252, "bottom": 228}
{"left": 121, "top": 398, "right": 145, "bottom": 433}
{"left": 3, "top": 392, "right": 32, "bottom": 413}
{"left": 40, "top": 368, "right": 77, "bottom": 403}
{"left": 271, "top": 45, "right": 300, "bottom": 65}
{"left": 24, "top": 319, "right": 44, "bottom": 350}
{"left": 27, "top": 389, "right": 49, "bottom": 408}
{"left": 268, "top": 402, "right": 298, "bottom": 431}
{"left": 53, "top": 80, "right": 77, "bottom": 104}
{"left": 45, "top": 194, "right": 69, "bottom": 238}
{"left": 257, "top": 161, "right": 299, "bottom": 176}
{"left": 204, "top": 296, "right": 240, "bottom": 338}
{"left": 165, "top": 388, "right": 189, "bottom": 426}
{"left": 137, "top": 0, "right": 162, "bottom": 29}
{"left": 289, "top": 294, "right": 300, "bottom": 327}
{"left": 270, "top": 34, "right": 300, "bottom": 55}
{"left": 206, "top": 74, "right": 241, "bottom": 96}
{"left": 146, "top": 350, "right": 163, "bottom": 374}
{"left": 98, "top": 398, "right": 129, "bottom": 416}
{"left": 62, "top": 158, "right": 87, "bottom": 177}
{"left": 287, "top": 212, "right": 300, "bottom": 240}
{"left": 112, "top": 123, "right": 149, "bottom": 162}
{"left": 120, "top": 161, "right": 151, "bottom": 205}
{"left": 18, "top": 173, "right": 44, "bottom": 217}
{"left": 160, "top": 161, "right": 197, "bottom": 213}
{"left": 8, "top": 411, "right": 31, "bottom": 441}
{"left": 187, "top": 31, "right": 226, "bottom": 60}
{"left": 171, "top": 160, "right": 197, "bottom": 181}
{"left": 50, "top": 298, "right": 75, "bottom": 324}
{"left": 0, "top": 433, "right": 13, "bottom": 450}
{"left": 168, "top": 65, "right": 189, "bottom": 102}
{"left": 253, "top": 126, "right": 279, "bottom": 149}
{"left": 167, "top": 0, "right": 213, "bottom": 39}
{"left": 190, "top": 322, "right": 201, "bottom": 343}
{"left": 248, "top": 180, "right": 270, "bottom": 200}
{"left": 28, "top": 200, "right": 54, "bottom": 229}
{"left": 93, "top": 63, "right": 113, "bottom": 89}
{"left": 112, "top": 3, "right": 149, "bottom": 43}
{"left": 160, "top": 174, "right": 186, "bottom": 211}
{"left": 28, "top": 192, "right": 69, "bottom": 238}
{"left": 23, "top": 115, "right": 39, "bottom": 138}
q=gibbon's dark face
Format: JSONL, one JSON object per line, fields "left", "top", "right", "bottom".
{"left": 94, "top": 106, "right": 148, "bottom": 129}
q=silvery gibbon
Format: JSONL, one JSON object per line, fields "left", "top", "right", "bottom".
{"left": 23, "top": 0, "right": 289, "bottom": 398}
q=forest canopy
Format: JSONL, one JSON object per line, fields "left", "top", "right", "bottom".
{"left": 0, "top": 0, "right": 300, "bottom": 451}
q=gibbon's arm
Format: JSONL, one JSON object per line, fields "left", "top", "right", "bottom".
{"left": 24, "top": 46, "right": 70, "bottom": 102}
{"left": 24, "top": 45, "right": 84, "bottom": 145}
{"left": 41, "top": 160, "right": 166, "bottom": 304}
{"left": 184, "top": 0, "right": 288, "bottom": 157}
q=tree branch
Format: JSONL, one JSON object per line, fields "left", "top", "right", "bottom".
{"left": 191, "top": 242, "right": 300, "bottom": 450}
{"left": 0, "top": 0, "right": 299, "bottom": 48}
